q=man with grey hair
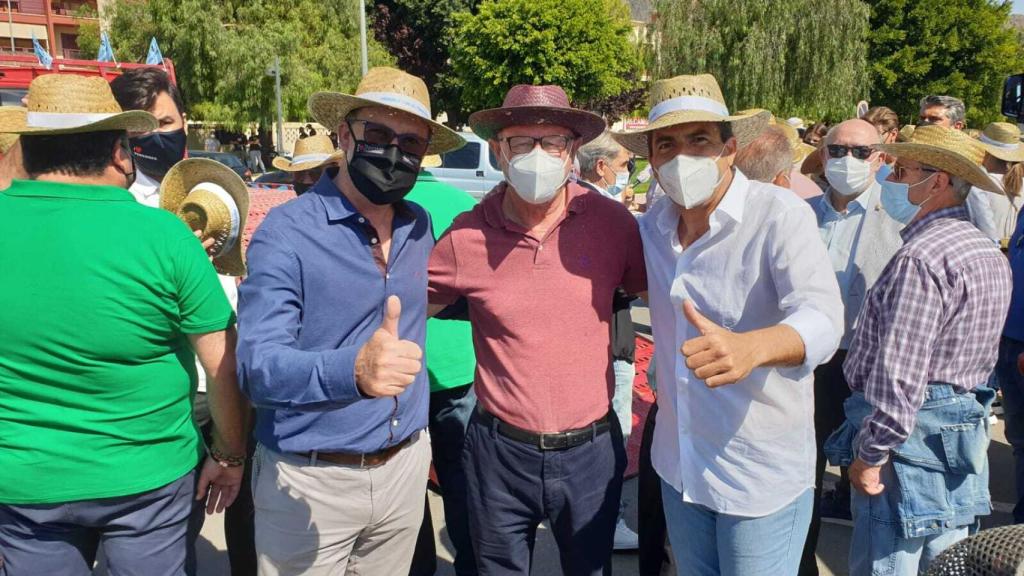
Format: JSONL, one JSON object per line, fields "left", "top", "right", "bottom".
{"left": 575, "top": 129, "right": 640, "bottom": 551}
{"left": 918, "top": 95, "right": 999, "bottom": 242}
{"left": 825, "top": 125, "right": 1011, "bottom": 575}
{"left": 919, "top": 95, "right": 966, "bottom": 131}
{"left": 734, "top": 125, "right": 793, "bottom": 187}
{"left": 798, "top": 118, "right": 904, "bottom": 575}
{"left": 577, "top": 131, "right": 634, "bottom": 207}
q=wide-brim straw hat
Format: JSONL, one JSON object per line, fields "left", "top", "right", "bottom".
{"left": 468, "top": 84, "right": 606, "bottom": 144}
{"left": 0, "top": 107, "right": 24, "bottom": 153}
{"left": 308, "top": 67, "right": 464, "bottom": 155}
{"left": 0, "top": 75, "right": 156, "bottom": 135}
{"left": 421, "top": 154, "right": 442, "bottom": 168}
{"left": 160, "top": 158, "right": 251, "bottom": 276}
{"left": 272, "top": 134, "right": 345, "bottom": 172}
{"left": 612, "top": 74, "right": 770, "bottom": 157}
{"left": 897, "top": 124, "right": 916, "bottom": 143}
{"left": 977, "top": 122, "right": 1024, "bottom": 163}
{"left": 877, "top": 124, "right": 999, "bottom": 193}
{"left": 773, "top": 121, "right": 816, "bottom": 164}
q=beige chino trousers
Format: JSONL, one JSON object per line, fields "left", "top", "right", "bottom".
{"left": 253, "top": 431, "right": 430, "bottom": 576}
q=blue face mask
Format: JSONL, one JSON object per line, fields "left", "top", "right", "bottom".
{"left": 880, "top": 173, "right": 935, "bottom": 225}
{"left": 606, "top": 169, "right": 630, "bottom": 198}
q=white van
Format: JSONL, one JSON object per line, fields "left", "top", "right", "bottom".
{"left": 430, "top": 132, "right": 504, "bottom": 199}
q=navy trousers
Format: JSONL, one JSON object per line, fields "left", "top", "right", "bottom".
{"left": 463, "top": 410, "right": 625, "bottom": 576}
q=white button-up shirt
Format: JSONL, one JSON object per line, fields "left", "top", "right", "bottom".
{"left": 640, "top": 169, "right": 843, "bottom": 517}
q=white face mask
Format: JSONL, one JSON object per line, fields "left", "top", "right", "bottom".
{"left": 825, "top": 155, "right": 874, "bottom": 197}
{"left": 505, "top": 147, "right": 570, "bottom": 205}
{"left": 655, "top": 149, "right": 724, "bottom": 209}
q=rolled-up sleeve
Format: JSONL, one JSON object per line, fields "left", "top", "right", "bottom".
{"left": 237, "top": 226, "right": 362, "bottom": 410}
{"left": 769, "top": 204, "right": 844, "bottom": 372}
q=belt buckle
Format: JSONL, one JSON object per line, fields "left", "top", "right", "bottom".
{"left": 539, "top": 433, "right": 568, "bottom": 451}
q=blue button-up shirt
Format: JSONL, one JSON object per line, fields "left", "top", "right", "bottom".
{"left": 1004, "top": 211, "right": 1024, "bottom": 342}
{"left": 237, "top": 170, "right": 431, "bottom": 454}
{"left": 815, "top": 186, "right": 872, "bottom": 348}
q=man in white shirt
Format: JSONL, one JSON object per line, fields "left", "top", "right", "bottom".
{"left": 613, "top": 73, "right": 843, "bottom": 575}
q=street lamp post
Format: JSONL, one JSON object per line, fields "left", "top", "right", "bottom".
{"left": 358, "top": 0, "right": 367, "bottom": 76}
{"left": 266, "top": 56, "right": 284, "bottom": 156}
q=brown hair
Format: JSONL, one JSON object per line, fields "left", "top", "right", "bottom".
{"left": 862, "top": 106, "right": 899, "bottom": 137}
{"left": 1004, "top": 161, "right": 1023, "bottom": 200}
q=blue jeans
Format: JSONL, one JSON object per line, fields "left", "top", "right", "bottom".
{"left": 994, "top": 336, "right": 1024, "bottom": 523}
{"left": 612, "top": 359, "right": 635, "bottom": 442}
{"left": 430, "top": 383, "right": 477, "bottom": 575}
{"left": 850, "top": 464, "right": 967, "bottom": 576}
{"left": 0, "top": 470, "right": 195, "bottom": 576}
{"left": 661, "top": 480, "right": 813, "bottom": 576}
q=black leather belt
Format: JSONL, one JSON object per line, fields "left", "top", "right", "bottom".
{"left": 475, "top": 407, "right": 611, "bottom": 451}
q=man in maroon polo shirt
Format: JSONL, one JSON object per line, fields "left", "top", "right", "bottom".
{"left": 428, "top": 85, "right": 646, "bottom": 575}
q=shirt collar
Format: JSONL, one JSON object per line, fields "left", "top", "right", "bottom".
{"left": 578, "top": 178, "right": 612, "bottom": 198}
{"left": 482, "top": 181, "right": 589, "bottom": 230}
{"left": 129, "top": 170, "right": 161, "bottom": 205}
{"left": 3, "top": 178, "right": 135, "bottom": 202}
{"left": 314, "top": 167, "right": 414, "bottom": 222}
{"left": 654, "top": 168, "right": 749, "bottom": 236}
{"left": 822, "top": 182, "right": 877, "bottom": 218}
{"left": 900, "top": 205, "right": 970, "bottom": 242}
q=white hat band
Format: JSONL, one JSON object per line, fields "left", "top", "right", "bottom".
{"left": 189, "top": 181, "right": 240, "bottom": 257}
{"left": 357, "top": 91, "right": 431, "bottom": 120}
{"left": 290, "top": 152, "right": 332, "bottom": 165}
{"left": 649, "top": 95, "right": 730, "bottom": 123}
{"left": 979, "top": 133, "right": 1020, "bottom": 151}
{"left": 27, "top": 111, "right": 117, "bottom": 129}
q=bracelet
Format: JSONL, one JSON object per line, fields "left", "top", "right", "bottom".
{"left": 209, "top": 445, "right": 245, "bottom": 468}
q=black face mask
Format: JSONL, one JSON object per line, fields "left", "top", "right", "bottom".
{"left": 119, "top": 137, "right": 137, "bottom": 189}
{"left": 347, "top": 140, "right": 421, "bottom": 205}
{"left": 294, "top": 181, "right": 313, "bottom": 195}
{"left": 130, "top": 128, "right": 187, "bottom": 180}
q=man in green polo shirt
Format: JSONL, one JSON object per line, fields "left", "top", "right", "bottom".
{"left": 0, "top": 74, "right": 248, "bottom": 576}
{"left": 406, "top": 164, "right": 479, "bottom": 576}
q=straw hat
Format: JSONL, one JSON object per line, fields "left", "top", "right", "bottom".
{"left": 736, "top": 108, "right": 776, "bottom": 124}
{"left": 160, "top": 158, "right": 251, "bottom": 276}
{"left": 775, "top": 122, "right": 816, "bottom": 164}
{"left": 468, "top": 84, "right": 606, "bottom": 144}
{"left": 877, "top": 124, "right": 999, "bottom": 193}
{"left": 897, "top": 124, "right": 916, "bottom": 143}
{"left": 421, "top": 154, "right": 442, "bottom": 168}
{"left": 786, "top": 117, "right": 805, "bottom": 130}
{"left": 977, "top": 122, "right": 1024, "bottom": 163}
{"left": 612, "top": 74, "right": 770, "bottom": 156}
{"left": 0, "top": 74, "right": 156, "bottom": 135}
{"left": 272, "top": 134, "right": 345, "bottom": 172}
{"left": 0, "top": 107, "right": 24, "bottom": 153}
{"left": 308, "top": 67, "right": 464, "bottom": 155}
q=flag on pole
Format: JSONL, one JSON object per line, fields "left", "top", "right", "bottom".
{"left": 97, "top": 32, "right": 115, "bottom": 63}
{"left": 32, "top": 32, "right": 52, "bottom": 70}
{"left": 145, "top": 37, "right": 164, "bottom": 66}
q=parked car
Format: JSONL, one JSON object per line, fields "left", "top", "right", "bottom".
{"left": 188, "top": 150, "right": 252, "bottom": 182}
{"left": 255, "top": 170, "right": 292, "bottom": 185}
{"left": 429, "top": 132, "right": 504, "bottom": 199}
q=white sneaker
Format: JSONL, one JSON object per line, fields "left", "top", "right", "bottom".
{"left": 613, "top": 517, "right": 639, "bottom": 551}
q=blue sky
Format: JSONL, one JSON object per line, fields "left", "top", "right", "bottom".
{"left": 1015, "top": 0, "right": 1024, "bottom": 14}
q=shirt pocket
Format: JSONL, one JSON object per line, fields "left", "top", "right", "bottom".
{"left": 939, "top": 419, "right": 989, "bottom": 476}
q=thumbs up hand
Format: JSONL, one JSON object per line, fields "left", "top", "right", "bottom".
{"left": 355, "top": 295, "right": 424, "bottom": 398}
{"left": 680, "top": 300, "right": 762, "bottom": 388}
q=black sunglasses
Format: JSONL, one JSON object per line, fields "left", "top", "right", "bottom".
{"left": 826, "top": 144, "right": 874, "bottom": 160}
{"left": 348, "top": 119, "right": 430, "bottom": 157}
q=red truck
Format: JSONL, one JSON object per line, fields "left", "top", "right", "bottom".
{"left": 0, "top": 53, "right": 176, "bottom": 105}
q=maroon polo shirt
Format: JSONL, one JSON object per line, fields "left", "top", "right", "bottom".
{"left": 428, "top": 181, "right": 646, "bottom": 432}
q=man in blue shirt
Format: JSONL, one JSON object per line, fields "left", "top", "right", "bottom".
{"left": 996, "top": 214, "right": 1024, "bottom": 526}
{"left": 236, "top": 67, "right": 465, "bottom": 575}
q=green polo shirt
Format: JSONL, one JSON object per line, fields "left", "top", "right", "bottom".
{"left": 0, "top": 179, "right": 234, "bottom": 504}
{"left": 406, "top": 172, "right": 477, "bottom": 392}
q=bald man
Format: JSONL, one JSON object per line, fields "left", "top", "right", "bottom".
{"left": 799, "top": 119, "right": 905, "bottom": 575}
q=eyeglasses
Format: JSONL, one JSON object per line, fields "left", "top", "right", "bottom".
{"left": 826, "top": 144, "right": 874, "bottom": 160}
{"left": 347, "top": 119, "right": 430, "bottom": 157}
{"left": 892, "top": 164, "right": 938, "bottom": 181}
{"left": 502, "top": 135, "right": 574, "bottom": 156}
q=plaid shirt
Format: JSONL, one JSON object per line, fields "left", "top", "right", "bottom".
{"left": 844, "top": 206, "right": 1011, "bottom": 465}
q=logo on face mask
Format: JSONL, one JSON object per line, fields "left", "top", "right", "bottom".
{"left": 129, "top": 128, "right": 187, "bottom": 180}
{"left": 655, "top": 148, "right": 725, "bottom": 209}
{"left": 505, "top": 147, "right": 570, "bottom": 205}
{"left": 347, "top": 140, "right": 421, "bottom": 205}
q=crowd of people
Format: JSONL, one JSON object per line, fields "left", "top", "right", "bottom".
{"left": 0, "top": 61, "right": 1021, "bottom": 576}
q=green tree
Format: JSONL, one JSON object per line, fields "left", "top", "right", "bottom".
{"left": 866, "top": 0, "right": 1024, "bottom": 126}
{"left": 449, "top": 0, "right": 641, "bottom": 121}
{"left": 652, "top": 0, "right": 870, "bottom": 122}
{"left": 81, "top": 0, "right": 392, "bottom": 127}
{"left": 370, "top": 0, "right": 481, "bottom": 126}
